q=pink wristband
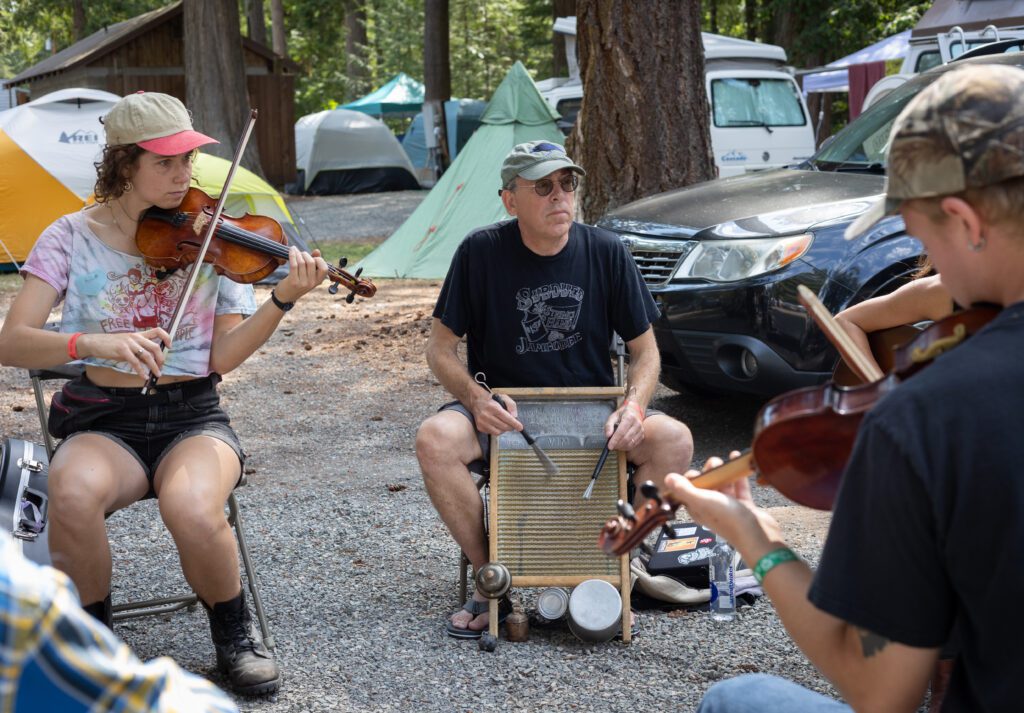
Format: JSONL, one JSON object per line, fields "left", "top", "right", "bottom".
{"left": 67, "top": 332, "right": 84, "bottom": 360}
{"left": 624, "top": 400, "right": 645, "bottom": 420}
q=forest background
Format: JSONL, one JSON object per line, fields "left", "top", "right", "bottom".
{"left": 2, "top": 0, "right": 931, "bottom": 120}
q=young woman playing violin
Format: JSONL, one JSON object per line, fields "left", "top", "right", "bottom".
{"left": 664, "top": 65, "right": 1024, "bottom": 713}
{"left": 0, "top": 91, "right": 328, "bottom": 696}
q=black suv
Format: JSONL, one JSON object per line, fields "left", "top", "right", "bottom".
{"left": 598, "top": 52, "right": 1024, "bottom": 397}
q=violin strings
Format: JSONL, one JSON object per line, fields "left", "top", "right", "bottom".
{"left": 150, "top": 210, "right": 361, "bottom": 289}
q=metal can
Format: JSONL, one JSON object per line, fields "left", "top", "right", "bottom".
{"left": 535, "top": 587, "right": 570, "bottom": 622}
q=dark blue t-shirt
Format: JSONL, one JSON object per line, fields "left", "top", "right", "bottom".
{"left": 433, "top": 219, "right": 659, "bottom": 388}
{"left": 809, "top": 302, "right": 1024, "bottom": 712}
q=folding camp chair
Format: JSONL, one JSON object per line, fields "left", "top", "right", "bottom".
{"left": 28, "top": 364, "right": 274, "bottom": 649}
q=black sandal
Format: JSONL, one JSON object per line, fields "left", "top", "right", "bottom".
{"left": 445, "top": 597, "right": 511, "bottom": 639}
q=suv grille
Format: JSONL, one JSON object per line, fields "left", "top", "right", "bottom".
{"left": 618, "top": 235, "right": 697, "bottom": 287}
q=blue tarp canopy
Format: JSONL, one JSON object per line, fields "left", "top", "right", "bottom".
{"left": 341, "top": 73, "right": 425, "bottom": 116}
{"left": 803, "top": 30, "right": 910, "bottom": 93}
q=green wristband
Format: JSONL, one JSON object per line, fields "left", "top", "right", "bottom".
{"left": 753, "top": 547, "right": 799, "bottom": 584}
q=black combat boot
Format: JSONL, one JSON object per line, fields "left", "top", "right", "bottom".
{"left": 83, "top": 594, "right": 113, "bottom": 630}
{"left": 204, "top": 588, "right": 280, "bottom": 695}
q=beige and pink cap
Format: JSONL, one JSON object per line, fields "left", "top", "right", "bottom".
{"left": 103, "top": 91, "right": 218, "bottom": 156}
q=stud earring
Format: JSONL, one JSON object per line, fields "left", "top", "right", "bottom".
{"left": 968, "top": 235, "right": 986, "bottom": 252}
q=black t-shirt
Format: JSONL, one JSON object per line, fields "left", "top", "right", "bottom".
{"left": 809, "top": 303, "right": 1024, "bottom": 712}
{"left": 433, "top": 219, "right": 659, "bottom": 388}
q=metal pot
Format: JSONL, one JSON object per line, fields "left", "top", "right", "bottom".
{"left": 567, "top": 579, "right": 621, "bottom": 643}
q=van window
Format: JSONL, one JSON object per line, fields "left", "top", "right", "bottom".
{"left": 556, "top": 98, "right": 581, "bottom": 127}
{"left": 711, "top": 78, "right": 806, "bottom": 128}
{"left": 948, "top": 40, "right": 1009, "bottom": 59}
{"left": 915, "top": 51, "right": 942, "bottom": 72}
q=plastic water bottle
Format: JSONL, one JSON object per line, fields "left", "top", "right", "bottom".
{"left": 709, "top": 533, "right": 736, "bottom": 622}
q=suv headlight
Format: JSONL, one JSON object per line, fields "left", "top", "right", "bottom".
{"left": 673, "top": 233, "right": 813, "bottom": 282}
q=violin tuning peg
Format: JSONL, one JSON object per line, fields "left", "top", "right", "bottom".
{"left": 354, "top": 267, "right": 363, "bottom": 278}
{"left": 328, "top": 283, "right": 339, "bottom": 295}
{"left": 640, "top": 481, "right": 661, "bottom": 502}
{"left": 345, "top": 292, "right": 356, "bottom": 304}
{"left": 338, "top": 257, "right": 348, "bottom": 268}
{"left": 616, "top": 500, "right": 636, "bottom": 521}
{"left": 661, "top": 523, "right": 675, "bottom": 539}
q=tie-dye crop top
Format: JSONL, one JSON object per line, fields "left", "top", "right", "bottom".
{"left": 21, "top": 209, "right": 256, "bottom": 377}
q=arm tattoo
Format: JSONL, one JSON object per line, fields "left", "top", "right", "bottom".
{"left": 856, "top": 628, "right": 891, "bottom": 658}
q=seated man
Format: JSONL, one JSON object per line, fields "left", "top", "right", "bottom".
{"left": 415, "top": 141, "right": 694, "bottom": 638}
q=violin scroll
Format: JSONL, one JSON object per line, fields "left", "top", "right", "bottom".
{"left": 598, "top": 481, "right": 681, "bottom": 557}
{"left": 327, "top": 260, "right": 375, "bottom": 303}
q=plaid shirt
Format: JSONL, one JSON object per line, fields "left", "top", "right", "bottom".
{"left": 0, "top": 535, "right": 237, "bottom": 713}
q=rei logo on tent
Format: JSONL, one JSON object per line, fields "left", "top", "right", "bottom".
{"left": 59, "top": 129, "right": 100, "bottom": 145}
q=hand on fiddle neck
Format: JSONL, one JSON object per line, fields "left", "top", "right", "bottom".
{"left": 664, "top": 451, "right": 784, "bottom": 555}
{"left": 272, "top": 247, "right": 330, "bottom": 304}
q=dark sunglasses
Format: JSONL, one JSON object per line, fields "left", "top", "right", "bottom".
{"left": 499, "top": 174, "right": 580, "bottom": 197}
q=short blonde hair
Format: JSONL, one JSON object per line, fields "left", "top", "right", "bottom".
{"left": 913, "top": 175, "right": 1024, "bottom": 228}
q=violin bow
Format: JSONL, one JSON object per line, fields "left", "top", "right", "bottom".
{"left": 797, "top": 285, "right": 883, "bottom": 384}
{"left": 141, "top": 109, "right": 258, "bottom": 394}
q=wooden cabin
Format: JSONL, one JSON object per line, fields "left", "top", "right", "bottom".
{"left": 3, "top": 2, "right": 298, "bottom": 186}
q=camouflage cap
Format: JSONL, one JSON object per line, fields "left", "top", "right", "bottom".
{"left": 845, "top": 64, "right": 1024, "bottom": 239}
{"left": 500, "top": 140, "right": 585, "bottom": 188}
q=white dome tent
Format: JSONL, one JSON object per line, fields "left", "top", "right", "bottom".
{"left": 293, "top": 108, "right": 419, "bottom": 194}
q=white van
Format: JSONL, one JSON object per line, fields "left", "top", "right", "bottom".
{"left": 538, "top": 20, "right": 816, "bottom": 178}
{"left": 863, "top": 23, "right": 1024, "bottom": 111}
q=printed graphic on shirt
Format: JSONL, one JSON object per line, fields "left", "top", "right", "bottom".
{"left": 102, "top": 267, "right": 202, "bottom": 342}
{"left": 515, "top": 283, "right": 583, "bottom": 354}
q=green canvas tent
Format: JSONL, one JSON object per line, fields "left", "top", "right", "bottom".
{"left": 341, "top": 73, "right": 424, "bottom": 117}
{"left": 356, "top": 62, "right": 563, "bottom": 279}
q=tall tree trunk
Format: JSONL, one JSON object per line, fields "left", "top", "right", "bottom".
{"left": 344, "top": 0, "right": 370, "bottom": 99}
{"left": 246, "top": 0, "right": 267, "bottom": 46}
{"left": 183, "top": 0, "right": 263, "bottom": 177}
{"left": 769, "top": 2, "right": 796, "bottom": 54}
{"left": 709, "top": 0, "right": 718, "bottom": 34}
{"left": 574, "top": 0, "right": 714, "bottom": 222}
{"left": 270, "top": 0, "right": 287, "bottom": 58}
{"left": 72, "top": 0, "right": 86, "bottom": 41}
{"left": 424, "top": 0, "right": 452, "bottom": 171}
{"left": 552, "top": 0, "right": 576, "bottom": 78}
{"left": 745, "top": 0, "right": 758, "bottom": 41}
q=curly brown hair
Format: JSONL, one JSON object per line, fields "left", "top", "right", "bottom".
{"left": 93, "top": 144, "right": 145, "bottom": 202}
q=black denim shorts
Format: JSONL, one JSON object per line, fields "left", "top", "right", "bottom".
{"left": 49, "top": 373, "right": 245, "bottom": 496}
{"left": 438, "top": 400, "right": 662, "bottom": 464}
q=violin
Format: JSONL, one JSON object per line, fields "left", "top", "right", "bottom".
{"left": 598, "top": 304, "right": 1000, "bottom": 557}
{"left": 137, "top": 187, "right": 376, "bottom": 303}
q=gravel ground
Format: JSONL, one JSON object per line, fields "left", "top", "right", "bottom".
{"left": 284, "top": 191, "right": 429, "bottom": 244}
{"left": 0, "top": 191, "right": 862, "bottom": 712}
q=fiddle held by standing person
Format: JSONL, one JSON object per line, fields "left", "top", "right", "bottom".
{"left": 834, "top": 272, "right": 954, "bottom": 377}
{"left": 666, "top": 64, "right": 1024, "bottom": 712}
{"left": 0, "top": 91, "right": 329, "bottom": 695}
{"left": 415, "top": 141, "right": 694, "bottom": 639}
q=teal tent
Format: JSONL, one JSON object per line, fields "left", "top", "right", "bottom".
{"left": 356, "top": 62, "right": 563, "bottom": 279}
{"left": 342, "top": 73, "right": 424, "bottom": 117}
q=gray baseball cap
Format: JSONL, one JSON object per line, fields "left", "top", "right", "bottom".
{"left": 500, "top": 140, "right": 585, "bottom": 187}
{"left": 845, "top": 63, "right": 1024, "bottom": 240}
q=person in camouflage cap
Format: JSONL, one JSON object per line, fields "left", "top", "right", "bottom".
{"left": 846, "top": 63, "right": 1024, "bottom": 239}
{"left": 666, "top": 62, "right": 1024, "bottom": 713}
